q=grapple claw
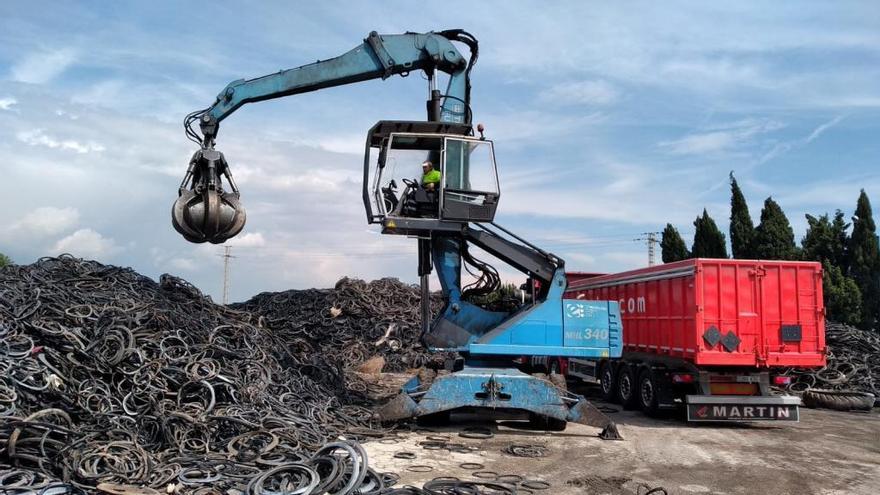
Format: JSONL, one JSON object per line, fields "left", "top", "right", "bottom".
{"left": 172, "top": 147, "right": 246, "bottom": 244}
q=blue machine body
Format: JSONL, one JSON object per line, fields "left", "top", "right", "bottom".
{"left": 432, "top": 235, "right": 623, "bottom": 359}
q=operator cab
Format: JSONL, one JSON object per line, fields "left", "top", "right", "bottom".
{"left": 363, "top": 121, "right": 500, "bottom": 236}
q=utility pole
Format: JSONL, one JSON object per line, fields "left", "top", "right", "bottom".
{"left": 218, "top": 246, "right": 236, "bottom": 305}
{"left": 634, "top": 232, "right": 661, "bottom": 266}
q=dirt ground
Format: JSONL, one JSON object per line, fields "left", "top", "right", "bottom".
{"left": 362, "top": 393, "right": 880, "bottom": 495}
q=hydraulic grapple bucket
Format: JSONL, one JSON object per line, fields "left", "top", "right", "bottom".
{"left": 172, "top": 148, "right": 246, "bottom": 244}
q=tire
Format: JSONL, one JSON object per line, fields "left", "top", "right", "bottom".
{"left": 599, "top": 362, "right": 618, "bottom": 403}
{"left": 802, "top": 389, "right": 875, "bottom": 411}
{"left": 637, "top": 368, "right": 660, "bottom": 416}
{"left": 617, "top": 365, "right": 638, "bottom": 410}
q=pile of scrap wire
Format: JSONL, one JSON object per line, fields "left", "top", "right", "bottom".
{"left": 233, "top": 277, "right": 443, "bottom": 373}
{"left": 784, "top": 322, "right": 879, "bottom": 409}
{"left": 502, "top": 443, "right": 548, "bottom": 458}
{"left": 0, "top": 255, "right": 407, "bottom": 493}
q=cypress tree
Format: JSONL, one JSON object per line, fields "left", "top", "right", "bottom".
{"left": 830, "top": 210, "right": 851, "bottom": 269}
{"left": 753, "top": 197, "right": 798, "bottom": 260}
{"left": 661, "top": 223, "right": 690, "bottom": 263}
{"left": 848, "top": 190, "right": 880, "bottom": 329}
{"left": 729, "top": 173, "right": 756, "bottom": 259}
{"left": 802, "top": 213, "right": 836, "bottom": 263}
{"left": 822, "top": 262, "right": 862, "bottom": 326}
{"left": 803, "top": 213, "right": 861, "bottom": 324}
{"left": 691, "top": 209, "right": 728, "bottom": 258}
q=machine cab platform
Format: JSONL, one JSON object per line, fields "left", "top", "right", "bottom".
{"left": 362, "top": 121, "right": 500, "bottom": 236}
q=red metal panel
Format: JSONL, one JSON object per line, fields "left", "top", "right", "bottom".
{"left": 565, "top": 272, "right": 605, "bottom": 285}
{"left": 566, "top": 259, "right": 826, "bottom": 369}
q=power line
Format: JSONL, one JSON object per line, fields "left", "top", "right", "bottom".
{"left": 218, "top": 246, "right": 237, "bottom": 305}
{"left": 633, "top": 232, "right": 661, "bottom": 266}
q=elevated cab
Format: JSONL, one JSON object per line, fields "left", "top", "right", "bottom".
{"left": 362, "top": 121, "right": 499, "bottom": 236}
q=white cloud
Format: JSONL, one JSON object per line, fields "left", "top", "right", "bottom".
{"left": 750, "top": 115, "right": 847, "bottom": 169}
{"left": 602, "top": 251, "right": 650, "bottom": 269}
{"left": 16, "top": 129, "right": 105, "bottom": 154}
{"left": 661, "top": 131, "right": 740, "bottom": 155}
{"left": 226, "top": 232, "right": 267, "bottom": 248}
{"left": 233, "top": 165, "right": 345, "bottom": 193}
{"left": 311, "top": 134, "right": 365, "bottom": 155}
{"left": 539, "top": 80, "right": 620, "bottom": 106}
{"left": 0, "top": 97, "right": 17, "bottom": 111}
{"left": 659, "top": 119, "right": 784, "bottom": 155}
{"left": 52, "top": 229, "right": 122, "bottom": 259}
{"left": 169, "top": 257, "right": 197, "bottom": 271}
{"left": 12, "top": 206, "right": 80, "bottom": 236}
{"left": 55, "top": 109, "right": 79, "bottom": 120}
{"left": 481, "top": 110, "right": 605, "bottom": 145}
{"left": 805, "top": 115, "right": 845, "bottom": 144}
{"left": 11, "top": 48, "right": 78, "bottom": 84}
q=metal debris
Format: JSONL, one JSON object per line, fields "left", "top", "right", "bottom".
{"left": 0, "top": 256, "right": 415, "bottom": 493}
{"left": 502, "top": 444, "right": 548, "bottom": 458}
{"left": 232, "top": 277, "right": 444, "bottom": 373}
{"left": 785, "top": 322, "right": 879, "bottom": 398}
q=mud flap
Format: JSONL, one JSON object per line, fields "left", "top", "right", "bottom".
{"left": 567, "top": 399, "right": 623, "bottom": 440}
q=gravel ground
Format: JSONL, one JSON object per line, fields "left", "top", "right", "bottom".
{"left": 364, "top": 396, "right": 880, "bottom": 495}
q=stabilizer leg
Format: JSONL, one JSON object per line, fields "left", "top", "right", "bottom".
{"left": 567, "top": 399, "right": 623, "bottom": 440}
{"left": 375, "top": 367, "right": 624, "bottom": 440}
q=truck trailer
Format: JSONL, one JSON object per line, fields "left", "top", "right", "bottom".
{"left": 531, "top": 258, "right": 825, "bottom": 421}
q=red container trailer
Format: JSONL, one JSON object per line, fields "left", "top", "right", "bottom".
{"left": 535, "top": 259, "right": 825, "bottom": 421}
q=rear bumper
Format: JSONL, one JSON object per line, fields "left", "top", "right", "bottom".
{"left": 685, "top": 395, "right": 801, "bottom": 421}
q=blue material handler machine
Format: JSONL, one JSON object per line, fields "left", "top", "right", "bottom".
{"left": 171, "top": 30, "right": 623, "bottom": 439}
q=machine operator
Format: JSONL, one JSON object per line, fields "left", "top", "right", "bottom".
{"left": 421, "top": 160, "right": 441, "bottom": 191}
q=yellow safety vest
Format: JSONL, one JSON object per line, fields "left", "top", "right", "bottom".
{"left": 422, "top": 169, "right": 441, "bottom": 186}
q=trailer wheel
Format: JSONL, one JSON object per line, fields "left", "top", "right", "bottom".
{"left": 599, "top": 363, "right": 617, "bottom": 403}
{"left": 617, "top": 365, "right": 638, "bottom": 409}
{"left": 638, "top": 368, "right": 660, "bottom": 416}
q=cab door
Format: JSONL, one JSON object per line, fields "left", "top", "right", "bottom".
{"left": 440, "top": 137, "right": 500, "bottom": 222}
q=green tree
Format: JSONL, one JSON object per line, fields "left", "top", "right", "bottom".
{"left": 802, "top": 212, "right": 849, "bottom": 266}
{"left": 803, "top": 214, "right": 860, "bottom": 324}
{"left": 753, "top": 197, "right": 799, "bottom": 260}
{"left": 691, "top": 209, "right": 728, "bottom": 258}
{"left": 848, "top": 190, "right": 880, "bottom": 329}
{"left": 822, "top": 262, "right": 862, "bottom": 326}
{"left": 661, "top": 224, "right": 690, "bottom": 263}
{"left": 0, "top": 253, "right": 10, "bottom": 268}
{"left": 830, "top": 210, "right": 851, "bottom": 269}
{"left": 729, "top": 173, "right": 756, "bottom": 259}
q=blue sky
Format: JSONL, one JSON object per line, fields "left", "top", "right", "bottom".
{"left": 1, "top": 1, "right": 878, "bottom": 302}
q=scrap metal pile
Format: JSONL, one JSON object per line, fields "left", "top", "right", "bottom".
{"left": 233, "top": 278, "right": 442, "bottom": 373}
{"left": 0, "top": 256, "right": 442, "bottom": 494}
{"left": 785, "top": 322, "right": 879, "bottom": 409}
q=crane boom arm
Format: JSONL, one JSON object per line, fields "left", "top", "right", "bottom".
{"left": 194, "top": 30, "right": 474, "bottom": 141}
{"left": 174, "top": 29, "right": 478, "bottom": 244}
